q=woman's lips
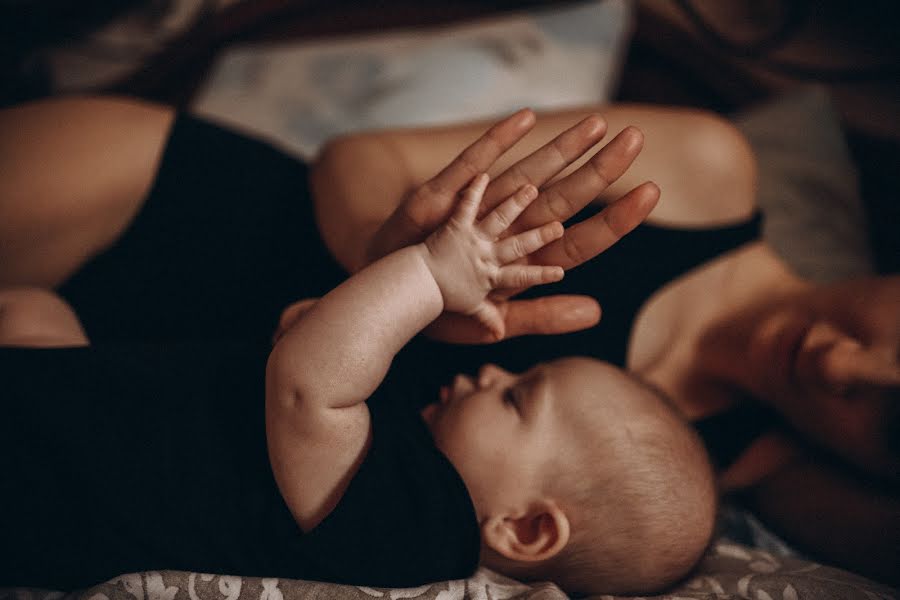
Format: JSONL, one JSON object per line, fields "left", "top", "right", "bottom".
{"left": 439, "top": 385, "right": 450, "bottom": 404}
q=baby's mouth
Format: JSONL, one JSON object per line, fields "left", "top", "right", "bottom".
{"left": 420, "top": 401, "right": 439, "bottom": 428}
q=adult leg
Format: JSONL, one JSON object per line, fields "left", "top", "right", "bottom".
{"left": 0, "top": 287, "right": 88, "bottom": 347}
{"left": 0, "top": 96, "right": 174, "bottom": 288}
{"left": 2, "top": 96, "right": 341, "bottom": 343}
{"left": 3, "top": 98, "right": 755, "bottom": 286}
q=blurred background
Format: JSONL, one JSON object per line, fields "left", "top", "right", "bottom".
{"left": 2, "top": 0, "right": 898, "bottom": 272}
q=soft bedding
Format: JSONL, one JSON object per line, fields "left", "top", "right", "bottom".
{"left": 1, "top": 542, "right": 895, "bottom": 600}
{"left": 2, "top": 4, "right": 892, "bottom": 597}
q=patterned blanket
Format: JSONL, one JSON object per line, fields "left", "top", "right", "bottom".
{"left": 2, "top": 540, "right": 895, "bottom": 600}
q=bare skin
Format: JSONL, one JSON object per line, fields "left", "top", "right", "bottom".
{"left": 308, "top": 109, "right": 900, "bottom": 584}
{"left": 267, "top": 174, "right": 567, "bottom": 531}
{"left": 0, "top": 97, "right": 173, "bottom": 288}
{"left": 0, "top": 97, "right": 897, "bottom": 583}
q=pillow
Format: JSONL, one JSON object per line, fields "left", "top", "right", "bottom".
{"left": 734, "top": 85, "right": 874, "bottom": 282}
{"left": 3, "top": 544, "right": 895, "bottom": 600}
{"left": 191, "top": 0, "right": 633, "bottom": 159}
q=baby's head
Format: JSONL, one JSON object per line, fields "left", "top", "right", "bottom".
{"left": 420, "top": 356, "right": 716, "bottom": 596}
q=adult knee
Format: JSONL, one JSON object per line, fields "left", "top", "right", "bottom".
{"left": 677, "top": 110, "right": 757, "bottom": 219}
{"left": 0, "top": 287, "right": 88, "bottom": 347}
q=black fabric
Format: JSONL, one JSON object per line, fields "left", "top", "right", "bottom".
{"left": 0, "top": 345, "right": 478, "bottom": 591}
{"left": 692, "top": 402, "right": 782, "bottom": 470}
{"left": 4, "top": 114, "right": 766, "bottom": 589}
{"left": 59, "top": 114, "right": 346, "bottom": 347}
{"left": 293, "top": 363, "right": 479, "bottom": 587}
{"left": 5, "top": 115, "right": 478, "bottom": 591}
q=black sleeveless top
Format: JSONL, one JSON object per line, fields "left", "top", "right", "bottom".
{"left": 58, "top": 114, "right": 771, "bottom": 468}
{"left": 3, "top": 115, "right": 766, "bottom": 589}
{"left": 58, "top": 113, "right": 770, "bottom": 473}
{"left": 58, "top": 114, "right": 763, "bottom": 373}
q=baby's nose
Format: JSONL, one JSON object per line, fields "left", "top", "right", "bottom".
{"left": 477, "top": 363, "right": 503, "bottom": 387}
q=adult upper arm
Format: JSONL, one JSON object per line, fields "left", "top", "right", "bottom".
{"left": 265, "top": 356, "right": 373, "bottom": 531}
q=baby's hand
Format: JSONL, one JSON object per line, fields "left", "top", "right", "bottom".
{"left": 421, "top": 173, "right": 564, "bottom": 339}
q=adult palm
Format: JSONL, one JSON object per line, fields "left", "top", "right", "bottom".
{"left": 365, "top": 109, "right": 661, "bottom": 344}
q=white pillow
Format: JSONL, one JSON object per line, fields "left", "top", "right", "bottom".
{"left": 191, "top": 0, "right": 633, "bottom": 159}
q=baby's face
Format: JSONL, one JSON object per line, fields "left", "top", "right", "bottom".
{"left": 420, "top": 357, "right": 633, "bottom": 518}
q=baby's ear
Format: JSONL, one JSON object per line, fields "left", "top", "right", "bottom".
{"left": 481, "top": 500, "right": 570, "bottom": 563}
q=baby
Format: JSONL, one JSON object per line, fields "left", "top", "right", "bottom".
{"left": 267, "top": 173, "right": 716, "bottom": 596}
{"left": 422, "top": 358, "right": 716, "bottom": 595}
{"left": 0, "top": 177, "right": 715, "bottom": 595}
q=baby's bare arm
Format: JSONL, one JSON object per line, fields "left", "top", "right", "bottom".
{"left": 265, "top": 243, "right": 445, "bottom": 529}
{"left": 265, "top": 175, "right": 560, "bottom": 530}
{"left": 0, "top": 287, "right": 88, "bottom": 347}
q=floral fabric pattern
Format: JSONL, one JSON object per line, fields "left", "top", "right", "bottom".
{"left": 2, "top": 540, "right": 895, "bottom": 600}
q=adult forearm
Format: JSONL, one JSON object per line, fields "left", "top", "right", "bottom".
{"left": 269, "top": 245, "right": 442, "bottom": 409}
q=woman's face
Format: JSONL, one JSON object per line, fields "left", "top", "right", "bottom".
{"left": 761, "top": 276, "right": 900, "bottom": 480}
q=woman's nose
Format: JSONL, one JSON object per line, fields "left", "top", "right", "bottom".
{"left": 797, "top": 321, "right": 900, "bottom": 392}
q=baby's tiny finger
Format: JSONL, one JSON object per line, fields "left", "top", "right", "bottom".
{"left": 496, "top": 265, "right": 564, "bottom": 289}
{"left": 479, "top": 184, "right": 538, "bottom": 238}
{"left": 495, "top": 221, "right": 564, "bottom": 264}
{"left": 471, "top": 303, "right": 506, "bottom": 342}
{"left": 456, "top": 173, "right": 490, "bottom": 222}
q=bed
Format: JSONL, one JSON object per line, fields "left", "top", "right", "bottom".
{"left": 3, "top": 2, "right": 894, "bottom": 598}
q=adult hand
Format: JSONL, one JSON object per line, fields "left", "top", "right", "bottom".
{"left": 367, "top": 109, "right": 660, "bottom": 344}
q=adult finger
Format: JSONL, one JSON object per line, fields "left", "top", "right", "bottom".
{"left": 529, "top": 181, "right": 660, "bottom": 269}
{"left": 480, "top": 114, "right": 608, "bottom": 214}
{"left": 502, "top": 296, "right": 601, "bottom": 339}
{"left": 424, "top": 108, "right": 537, "bottom": 199}
{"left": 424, "top": 295, "right": 601, "bottom": 344}
{"left": 511, "top": 126, "right": 645, "bottom": 233}
{"left": 382, "top": 110, "right": 537, "bottom": 252}
{"left": 471, "top": 303, "right": 506, "bottom": 342}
